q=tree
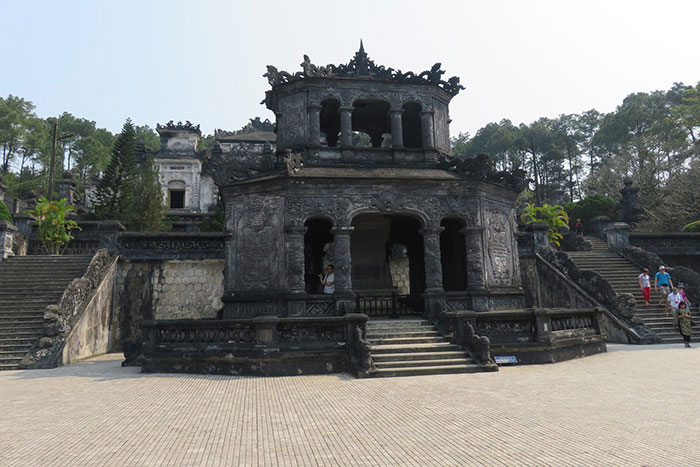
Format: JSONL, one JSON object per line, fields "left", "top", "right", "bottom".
{"left": 93, "top": 119, "right": 138, "bottom": 223}
{"left": 134, "top": 125, "right": 161, "bottom": 152}
{"left": 27, "top": 198, "right": 80, "bottom": 254}
{"left": 0, "top": 95, "right": 35, "bottom": 174}
{"left": 129, "top": 155, "right": 166, "bottom": 231}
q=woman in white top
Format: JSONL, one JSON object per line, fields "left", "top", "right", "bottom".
{"left": 319, "top": 264, "right": 335, "bottom": 294}
{"left": 637, "top": 268, "right": 651, "bottom": 306}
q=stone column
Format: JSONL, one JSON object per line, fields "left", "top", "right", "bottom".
{"left": 285, "top": 225, "right": 307, "bottom": 316}
{"left": 460, "top": 226, "right": 486, "bottom": 289}
{"left": 420, "top": 110, "right": 435, "bottom": 150}
{"left": 307, "top": 104, "right": 322, "bottom": 148}
{"left": 460, "top": 226, "right": 488, "bottom": 311}
{"left": 339, "top": 106, "right": 353, "bottom": 148}
{"left": 420, "top": 226, "right": 445, "bottom": 293}
{"left": 331, "top": 226, "right": 355, "bottom": 313}
{"left": 389, "top": 109, "right": 404, "bottom": 149}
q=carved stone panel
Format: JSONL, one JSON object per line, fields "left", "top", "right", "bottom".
{"left": 484, "top": 205, "right": 516, "bottom": 287}
{"left": 234, "top": 195, "right": 284, "bottom": 292}
{"left": 279, "top": 96, "right": 307, "bottom": 147}
{"left": 433, "top": 102, "right": 450, "bottom": 153}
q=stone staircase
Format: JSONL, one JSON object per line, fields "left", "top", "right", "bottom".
{"left": 568, "top": 237, "right": 700, "bottom": 343}
{"left": 365, "top": 318, "right": 484, "bottom": 377}
{"left": 0, "top": 255, "right": 93, "bottom": 370}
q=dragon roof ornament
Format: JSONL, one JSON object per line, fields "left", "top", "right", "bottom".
{"left": 156, "top": 120, "right": 202, "bottom": 135}
{"left": 263, "top": 41, "right": 465, "bottom": 96}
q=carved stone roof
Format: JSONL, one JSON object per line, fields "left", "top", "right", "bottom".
{"left": 215, "top": 118, "right": 276, "bottom": 143}
{"left": 156, "top": 120, "right": 202, "bottom": 135}
{"left": 263, "top": 41, "right": 465, "bottom": 96}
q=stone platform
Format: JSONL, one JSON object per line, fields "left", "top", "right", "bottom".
{"left": 2, "top": 345, "right": 699, "bottom": 466}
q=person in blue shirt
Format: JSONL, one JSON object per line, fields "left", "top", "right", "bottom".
{"left": 654, "top": 265, "right": 673, "bottom": 305}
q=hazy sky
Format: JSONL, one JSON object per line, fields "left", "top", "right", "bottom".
{"left": 2, "top": 0, "right": 699, "bottom": 138}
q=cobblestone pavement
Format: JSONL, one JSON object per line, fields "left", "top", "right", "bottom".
{"left": 1, "top": 344, "right": 699, "bottom": 466}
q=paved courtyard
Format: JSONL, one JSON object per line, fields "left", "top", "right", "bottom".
{"left": 1, "top": 344, "right": 699, "bottom": 467}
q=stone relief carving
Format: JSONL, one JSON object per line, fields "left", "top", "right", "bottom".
{"left": 236, "top": 196, "right": 283, "bottom": 290}
{"left": 281, "top": 97, "right": 306, "bottom": 145}
{"left": 156, "top": 120, "right": 201, "bottom": 134}
{"left": 436, "top": 153, "right": 529, "bottom": 193}
{"left": 204, "top": 143, "right": 279, "bottom": 186}
{"left": 485, "top": 207, "right": 513, "bottom": 286}
{"left": 285, "top": 193, "right": 481, "bottom": 229}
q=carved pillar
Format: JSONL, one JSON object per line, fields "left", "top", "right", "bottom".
{"left": 419, "top": 226, "right": 445, "bottom": 293}
{"left": 460, "top": 226, "right": 488, "bottom": 312}
{"left": 339, "top": 106, "right": 353, "bottom": 148}
{"left": 389, "top": 109, "right": 404, "bottom": 149}
{"left": 285, "top": 226, "right": 307, "bottom": 316}
{"left": 420, "top": 110, "right": 435, "bottom": 150}
{"left": 331, "top": 226, "right": 355, "bottom": 313}
{"left": 307, "top": 104, "right": 322, "bottom": 148}
{"left": 223, "top": 201, "right": 237, "bottom": 296}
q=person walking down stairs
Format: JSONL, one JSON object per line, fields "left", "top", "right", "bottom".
{"left": 676, "top": 302, "right": 693, "bottom": 348}
{"left": 638, "top": 268, "right": 651, "bottom": 306}
{"left": 654, "top": 266, "right": 673, "bottom": 306}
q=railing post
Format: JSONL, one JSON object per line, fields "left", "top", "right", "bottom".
{"left": 391, "top": 292, "right": 397, "bottom": 318}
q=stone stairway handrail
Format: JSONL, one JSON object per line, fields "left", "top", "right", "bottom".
{"left": 535, "top": 252, "right": 643, "bottom": 343}
{"left": 19, "top": 250, "right": 118, "bottom": 369}
{"left": 538, "top": 247, "right": 660, "bottom": 344}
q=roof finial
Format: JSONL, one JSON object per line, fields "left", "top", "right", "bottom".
{"left": 359, "top": 39, "right": 364, "bottom": 53}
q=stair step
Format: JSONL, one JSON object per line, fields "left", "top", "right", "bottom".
{"left": 367, "top": 336, "right": 446, "bottom": 345}
{"left": 374, "top": 358, "right": 473, "bottom": 369}
{"left": 372, "top": 343, "right": 461, "bottom": 354}
{"left": 372, "top": 351, "right": 468, "bottom": 362}
{"left": 368, "top": 364, "right": 486, "bottom": 378}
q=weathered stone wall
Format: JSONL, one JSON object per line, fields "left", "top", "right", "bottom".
{"left": 151, "top": 260, "right": 223, "bottom": 319}
{"left": 62, "top": 260, "right": 117, "bottom": 364}
{"left": 113, "top": 258, "right": 224, "bottom": 362}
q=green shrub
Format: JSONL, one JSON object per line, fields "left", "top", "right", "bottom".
{"left": 27, "top": 198, "right": 80, "bottom": 255}
{"left": 0, "top": 199, "right": 12, "bottom": 223}
{"left": 564, "top": 195, "right": 616, "bottom": 231}
{"left": 521, "top": 203, "right": 569, "bottom": 246}
{"left": 681, "top": 220, "right": 700, "bottom": 232}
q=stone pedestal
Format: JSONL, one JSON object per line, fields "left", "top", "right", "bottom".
{"left": 0, "top": 221, "right": 17, "bottom": 260}
{"left": 604, "top": 222, "right": 630, "bottom": 252}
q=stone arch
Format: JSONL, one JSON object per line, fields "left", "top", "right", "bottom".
{"left": 346, "top": 207, "right": 428, "bottom": 229}
{"left": 402, "top": 101, "right": 423, "bottom": 149}
{"left": 166, "top": 179, "right": 187, "bottom": 209}
{"left": 319, "top": 98, "right": 341, "bottom": 147}
{"left": 350, "top": 98, "right": 391, "bottom": 148}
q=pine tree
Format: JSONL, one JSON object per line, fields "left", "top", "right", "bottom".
{"left": 130, "top": 155, "right": 166, "bottom": 231}
{"left": 93, "top": 119, "right": 137, "bottom": 223}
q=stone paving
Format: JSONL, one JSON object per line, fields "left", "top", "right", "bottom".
{"left": 1, "top": 344, "right": 699, "bottom": 466}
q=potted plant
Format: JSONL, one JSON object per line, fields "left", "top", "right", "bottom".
{"left": 27, "top": 198, "right": 81, "bottom": 255}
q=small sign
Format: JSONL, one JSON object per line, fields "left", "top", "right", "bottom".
{"left": 494, "top": 355, "right": 518, "bottom": 365}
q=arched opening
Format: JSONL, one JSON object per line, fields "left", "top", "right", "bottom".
{"left": 440, "top": 218, "right": 468, "bottom": 291}
{"left": 351, "top": 214, "right": 424, "bottom": 316}
{"left": 352, "top": 99, "right": 390, "bottom": 148}
{"left": 402, "top": 102, "right": 423, "bottom": 149}
{"left": 167, "top": 180, "right": 186, "bottom": 209}
{"left": 304, "top": 218, "right": 334, "bottom": 293}
{"left": 320, "top": 99, "right": 340, "bottom": 147}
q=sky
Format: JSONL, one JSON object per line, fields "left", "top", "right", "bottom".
{"left": 1, "top": 0, "right": 699, "bottom": 138}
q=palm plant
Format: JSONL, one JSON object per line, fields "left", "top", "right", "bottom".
{"left": 521, "top": 203, "right": 570, "bottom": 247}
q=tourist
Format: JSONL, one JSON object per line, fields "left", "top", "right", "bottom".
{"left": 677, "top": 283, "right": 691, "bottom": 308}
{"left": 319, "top": 264, "right": 335, "bottom": 294}
{"left": 637, "top": 268, "right": 651, "bottom": 306}
{"left": 654, "top": 266, "right": 673, "bottom": 305}
{"left": 575, "top": 218, "right": 584, "bottom": 237}
{"left": 666, "top": 287, "right": 684, "bottom": 323}
{"left": 676, "top": 301, "right": 693, "bottom": 348}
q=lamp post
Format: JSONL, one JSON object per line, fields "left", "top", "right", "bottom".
{"left": 48, "top": 121, "right": 73, "bottom": 202}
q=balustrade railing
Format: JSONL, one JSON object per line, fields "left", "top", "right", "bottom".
{"left": 355, "top": 292, "right": 423, "bottom": 317}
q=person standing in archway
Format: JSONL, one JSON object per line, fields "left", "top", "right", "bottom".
{"left": 319, "top": 264, "right": 335, "bottom": 294}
